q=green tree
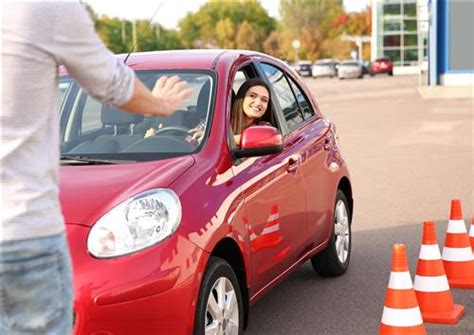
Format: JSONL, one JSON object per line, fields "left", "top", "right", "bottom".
{"left": 263, "top": 31, "right": 281, "bottom": 58}
{"left": 177, "top": 0, "right": 276, "bottom": 51}
{"left": 235, "top": 21, "right": 257, "bottom": 50}
{"left": 216, "top": 18, "right": 236, "bottom": 49}
{"left": 279, "top": 0, "right": 346, "bottom": 60}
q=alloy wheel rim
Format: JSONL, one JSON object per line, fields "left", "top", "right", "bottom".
{"left": 205, "top": 277, "right": 239, "bottom": 335}
{"left": 334, "top": 199, "right": 350, "bottom": 264}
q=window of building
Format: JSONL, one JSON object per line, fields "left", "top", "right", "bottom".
{"left": 384, "top": 3, "right": 401, "bottom": 16}
{"left": 384, "top": 35, "right": 401, "bottom": 47}
{"left": 384, "top": 21, "right": 401, "bottom": 32}
{"left": 403, "top": 49, "right": 418, "bottom": 64}
{"left": 403, "top": 34, "right": 418, "bottom": 46}
{"left": 404, "top": 20, "right": 417, "bottom": 32}
{"left": 384, "top": 49, "right": 401, "bottom": 65}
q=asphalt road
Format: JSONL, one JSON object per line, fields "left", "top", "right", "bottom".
{"left": 246, "top": 75, "right": 474, "bottom": 334}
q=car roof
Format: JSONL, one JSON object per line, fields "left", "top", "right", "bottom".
{"left": 340, "top": 60, "right": 360, "bottom": 65}
{"left": 59, "top": 49, "right": 287, "bottom": 75}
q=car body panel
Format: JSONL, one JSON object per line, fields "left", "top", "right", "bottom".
{"left": 370, "top": 58, "right": 394, "bottom": 75}
{"left": 338, "top": 61, "right": 363, "bottom": 79}
{"left": 312, "top": 59, "right": 339, "bottom": 78}
{"left": 60, "top": 157, "right": 195, "bottom": 225}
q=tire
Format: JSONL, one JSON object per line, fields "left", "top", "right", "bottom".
{"left": 194, "top": 257, "right": 243, "bottom": 335}
{"left": 388, "top": 70, "right": 393, "bottom": 76}
{"left": 311, "top": 190, "right": 352, "bottom": 277}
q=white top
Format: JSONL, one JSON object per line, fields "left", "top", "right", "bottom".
{"left": 1, "top": 1, "right": 134, "bottom": 242}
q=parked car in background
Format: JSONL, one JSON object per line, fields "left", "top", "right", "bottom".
{"left": 360, "top": 60, "right": 370, "bottom": 76}
{"left": 370, "top": 57, "right": 393, "bottom": 76}
{"left": 312, "top": 59, "right": 339, "bottom": 78}
{"left": 59, "top": 49, "right": 353, "bottom": 335}
{"left": 338, "top": 60, "right": 364, "bottom": 79}
{"left": 296, "top": 60, "right": 312, "bottom": 77}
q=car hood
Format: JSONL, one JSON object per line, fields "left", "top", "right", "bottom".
{"left": 59, "top": 156, "right": 195, "bottom": 226}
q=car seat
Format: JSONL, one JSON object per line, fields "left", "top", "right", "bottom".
{"left": 68, "top": 105, "right": 143, "bottom": 154}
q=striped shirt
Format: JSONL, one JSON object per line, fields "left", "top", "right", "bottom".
{"left": 1, "top": 1, "right": 134, "bottom": 242}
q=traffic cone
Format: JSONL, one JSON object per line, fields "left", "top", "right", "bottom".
{"left": 470, "top": 216, "right": 474, "bottom": 254}
{"left": 414, "top": 221, "right": 464, "bottom": 324}
{"left": 380, "top": 244, "right": 426, "bottom": 335}
{"left": 441, "top": 199, "right": 474, "bottom": 289}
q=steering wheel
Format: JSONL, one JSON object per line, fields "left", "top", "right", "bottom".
{"left": 154, "top": 126, "right": 190, "bottom": 136}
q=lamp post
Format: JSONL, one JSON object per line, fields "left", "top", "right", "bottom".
{"left": 292, "top": 39, "right": 301, "bottom": 67}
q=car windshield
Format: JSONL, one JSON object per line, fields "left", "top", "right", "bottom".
{"left": 59, "top": 70, "right": 214, "bottom": 162}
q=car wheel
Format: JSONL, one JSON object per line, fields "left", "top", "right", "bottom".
{"left": 388, "top": 70, "right": 393, "bottom": 76}
{"left": 311, "top": 190, "right": 351, "bottom": 277}
{"left": 194, "top": 257, "right": 243, "bottom": 335}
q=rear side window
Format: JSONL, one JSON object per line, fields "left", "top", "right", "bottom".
{"left": 260, "top": 63, "right": 304, "bottom": 131}
{"left": 287, "top": 77, "right": 315, "bottom": 120}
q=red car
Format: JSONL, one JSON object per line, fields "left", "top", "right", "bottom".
{"left": 59, "top": 50, "right": 353, "bottom": 335}
{"left": 370, "top": 57, "right": 394, "bottom": 76}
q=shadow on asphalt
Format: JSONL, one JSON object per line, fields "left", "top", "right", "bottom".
{"left": 246, "top": 221, "right": 474, "bottom": 335}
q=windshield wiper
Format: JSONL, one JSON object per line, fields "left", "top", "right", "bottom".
{"left": 60, "top": 155, "right": 133, "bottom": 165}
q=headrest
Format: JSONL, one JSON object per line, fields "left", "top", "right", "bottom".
{"left": 101, "top": 105, "right": 144, "bottom": 125}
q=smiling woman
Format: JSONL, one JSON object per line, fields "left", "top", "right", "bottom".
{"left": 231, "top": 78, "right": 272, "bottom": 146}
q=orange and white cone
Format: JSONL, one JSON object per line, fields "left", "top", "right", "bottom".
{"left": 380, "top": 244, "right": 426, "bottom": 335}
{"left": 441, "top": 199, "right": 474, "bottom": 289}
{"left": 470, "top": 216, "right": 474, "bottom": 255}
{"left": 414, "top": 221, "right": 464, "bottom": 324}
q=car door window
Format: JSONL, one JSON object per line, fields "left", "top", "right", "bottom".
{"left": 287, "top": 77, "right": 315, "bottom": 120}
{"left": 260, "top": 63, "right": 304, "bottom": 131}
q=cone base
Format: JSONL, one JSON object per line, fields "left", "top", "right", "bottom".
{"left": 380, "top": 324, "right": 426, "bottom": 335}
{"left": 448, "top": 278, "right": 474, "bottom": 289}
{"left": 422, "top": 304, "right": 464, "bottom": 324}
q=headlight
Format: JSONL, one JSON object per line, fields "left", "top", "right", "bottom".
{"left": 87, "top": 189, "right": 181, "bottom": 258}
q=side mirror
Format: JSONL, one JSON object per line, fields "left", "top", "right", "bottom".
{"left": 233, "top": 126, "right": 283, "bottom": 159}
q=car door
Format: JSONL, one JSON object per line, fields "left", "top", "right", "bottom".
{"left": 229, "top": 63, "right": 308, "bottom": 294}
{"left": 259, "top": 62, "right": 334, "bottom": 248}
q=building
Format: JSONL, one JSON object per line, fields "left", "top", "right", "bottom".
{"left": 371, "top": 0, "right": 428, "bottom": 75}
{"left": 372, "top": 0, "right": 473, "bottom": 85}
{"left": 428, "top": 0, "right": 473, "bottom": 86}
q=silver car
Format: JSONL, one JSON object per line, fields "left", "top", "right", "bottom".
{"left": 338, "top": 60, "right": 363, "bottom": 79}
{"left": 312, "top": 59, "right": 338, "bottom": 78}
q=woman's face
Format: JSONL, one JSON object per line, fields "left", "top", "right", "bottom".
{"left": 242, "top": 85, "right": 269, "bottom": 121}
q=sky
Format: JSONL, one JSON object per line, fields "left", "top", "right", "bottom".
{"left": 84, "top": 0, "right": 370, "bottom": 30}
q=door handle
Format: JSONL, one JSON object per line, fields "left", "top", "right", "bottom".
{"left": 287, "top": 157, "right": 299, "bottom": 173}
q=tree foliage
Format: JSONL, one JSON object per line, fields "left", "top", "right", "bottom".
{"left": 86, "top": 1, "right": 371, "bottom": 61}
{"left": 178, "top": 0, "right": 276, "bottom": 50}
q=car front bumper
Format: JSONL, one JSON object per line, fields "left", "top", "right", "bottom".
{"left": 66, "top": 224, "right": 207, "bottom": 335}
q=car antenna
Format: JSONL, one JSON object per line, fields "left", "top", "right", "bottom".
{"left": 124, "top": 1, "right": 163, "bottom": 64}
